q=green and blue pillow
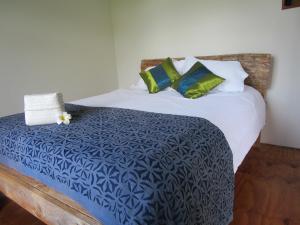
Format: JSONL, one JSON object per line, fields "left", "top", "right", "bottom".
{"left": 173, "top": 61, "right": 225, "bottom": 99}
{"left": 140, "top": 58, "right": 180, "bottom": 93}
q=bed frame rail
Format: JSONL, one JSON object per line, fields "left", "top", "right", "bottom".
{"left": 0, "top": 164, "right": 102, "bottom": 225}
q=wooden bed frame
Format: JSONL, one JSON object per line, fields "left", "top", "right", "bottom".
{"left": 0, "top": 53, "right": 272, "bottom": 225}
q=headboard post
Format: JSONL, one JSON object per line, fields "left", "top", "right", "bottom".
{"left": 141, "top": 54, "right": 272, "bottom": 98}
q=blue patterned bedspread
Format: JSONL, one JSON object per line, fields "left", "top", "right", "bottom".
{"left": 0, "top": 104, "right": 234, "bottom": 225}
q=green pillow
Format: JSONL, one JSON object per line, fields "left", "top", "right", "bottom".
{"left": 173, "top": 62, "right": 224, "bottom": 99}
{"left": 140, "top": 58, "right": 180, "bottom": 93}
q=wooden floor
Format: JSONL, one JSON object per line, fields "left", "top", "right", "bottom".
{"left": 231, "top": 144, "right": 300, "bottom": 225}
{"left": 0, "top": 144, "right": 299, "bottom": 225}
{"left": 0, "top": 195, "right": 44, "bottom": 225}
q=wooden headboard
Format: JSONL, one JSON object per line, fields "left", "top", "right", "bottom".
{"left": 141, "top": 54, "right": 272, "bottom": 97}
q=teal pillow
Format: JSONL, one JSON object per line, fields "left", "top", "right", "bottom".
{"left": 173, "top": 62, "right": 225, "bottom": 99}
{"left": 140, "top": 58, "right": 180, "bottom": 93}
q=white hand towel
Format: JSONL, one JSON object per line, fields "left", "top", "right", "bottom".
{"left": 24, "top": 93, "right": 65, "bottom": 126}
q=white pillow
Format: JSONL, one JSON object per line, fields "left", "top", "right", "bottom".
{"left": 172, "top": 58, "right": 186, "bottom": 75}
{"left": 132, "top": 58, "right": 185, "bottom": 90}
{"left": 182, "top": 56, "right": 248, "bottom": 92}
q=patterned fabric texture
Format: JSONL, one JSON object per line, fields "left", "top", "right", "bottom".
{"left": 0, "top": 104, "right": 234, "bottom": 225}
{"left": 140, "top": 57, "right": 181, "bottom": 93}
{"left": 173, "top": 62, "right": 225, "bottom": 99}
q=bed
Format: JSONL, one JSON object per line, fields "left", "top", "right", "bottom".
{"left": 0, "top": 54, "right": 272, "bottom": 225}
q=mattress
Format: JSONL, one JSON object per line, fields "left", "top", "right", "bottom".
{"left": 72, "top": 85, "right": 266, "bottom": 172}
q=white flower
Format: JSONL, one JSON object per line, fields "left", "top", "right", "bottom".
{"left": 57, "top": 112, "right": 72, "bottom": 125}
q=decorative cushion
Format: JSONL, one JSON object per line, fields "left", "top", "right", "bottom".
{"left": 139, "top": 58, "right": 180, "bottom": 93}
{"left": 173, "top": 61, "right": 225, "bottom": 99}
{"left": 182, "top": 56, "right": 248, "bottom": 92}
{"left": 133, "top": 58, "right": 185, "bottom": 91}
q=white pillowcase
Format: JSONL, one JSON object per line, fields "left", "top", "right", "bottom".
{"left": 132, "top": 58, "right": 185, "bottom": 91}
{"left": 172, "top": 58, "right": 186, "bottom": 75}
{"left": 182, "top": 56, "right": 248, "bottom": 92}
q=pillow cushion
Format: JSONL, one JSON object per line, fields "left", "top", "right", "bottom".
{"left": 172, "top": 58, "right": 186, "bottom": 75}
{"left": 132, "top": 58, "right": 185, "bottom": 91}
{"left": 181, "top": 56, "right": 248, "bottom": 92}
{"left": 173, "top": 61, "right": 224, "bottom": 99}
{"left": 139, "top": 58, "right": 181, "bottom": 93}
{"left": 132, "top": 66, "right": 155, "bottom": 90}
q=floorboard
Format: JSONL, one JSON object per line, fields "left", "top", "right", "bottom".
{"left": 230, "top": 144, "right": 300, "bottom": 225}
{"left": 0, "top": 144, "right": 299, "bottom": 225}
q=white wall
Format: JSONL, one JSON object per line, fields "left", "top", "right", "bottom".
{"left": 0, "top": 0, "right": 118, "bottom": 117}
{"left": 111, "top": 0, "right": 300, "bottom": 148}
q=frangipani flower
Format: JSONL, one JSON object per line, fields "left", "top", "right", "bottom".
{"left": 57, "top": 112, "right": 72, "bottom": 125}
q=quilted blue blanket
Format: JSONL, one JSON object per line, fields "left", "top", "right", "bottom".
{"left": 0, "top": 104, "right": 234, "bottom": 225}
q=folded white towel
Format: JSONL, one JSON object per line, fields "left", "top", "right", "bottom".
{"left": 24, "top": 93, "right": 65, "bottom": 126}
{"left": 24, "top": 93, "right": 64, "bottom": 111}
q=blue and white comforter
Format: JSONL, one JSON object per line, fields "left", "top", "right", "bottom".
{"left": 0, "top": 104, "right": 234, "bottom": 225}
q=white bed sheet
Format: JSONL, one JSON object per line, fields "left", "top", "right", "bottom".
{"left": 72, "top": 86, "right": 265, "bottom": 172}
